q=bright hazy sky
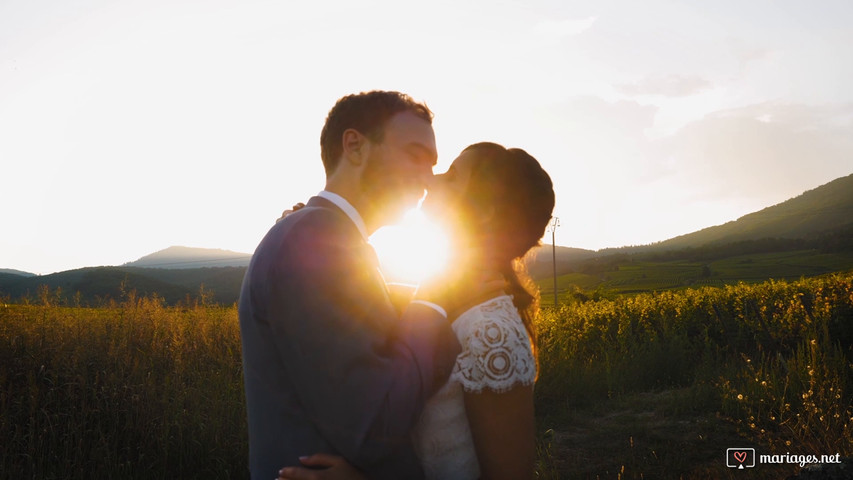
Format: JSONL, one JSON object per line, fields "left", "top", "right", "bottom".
{"left": 2, "top": 0, "right": 852, "bottom": 275}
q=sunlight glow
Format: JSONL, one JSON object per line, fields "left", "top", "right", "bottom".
{"left": 369, "top": 207, "right": 451, "bottom": 286}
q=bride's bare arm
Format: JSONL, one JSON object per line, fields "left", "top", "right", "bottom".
{"left": 463, "top": 385, "right": 536, "bottom": 480}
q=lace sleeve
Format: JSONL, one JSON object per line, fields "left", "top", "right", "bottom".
{"left": 450, "top": 296, "right": 536, "bottom": 394}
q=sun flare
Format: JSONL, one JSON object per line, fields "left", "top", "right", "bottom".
{"left": 369, "top": 207, "right": 451, "bottom": 286}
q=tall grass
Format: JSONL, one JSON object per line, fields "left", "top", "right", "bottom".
{"left": 1, "top": 273, "right": 851, "bottom": 478}
{"left": 536, "top": 273, "right": 853, "bottom": 455}
{"left": 0, "top": 292, "right": 247, "bottom": 479}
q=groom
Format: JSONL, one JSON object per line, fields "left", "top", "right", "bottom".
{"left": 239, "top": 91, "right": 465, "bottom": 479}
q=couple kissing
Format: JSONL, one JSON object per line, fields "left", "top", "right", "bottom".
{"left": 239, "top": 90, "right": 555, "bottom": 480}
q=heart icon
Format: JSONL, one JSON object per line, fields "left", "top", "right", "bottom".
{"left": 734, "top": 451, "right": 747, "bottom": 464}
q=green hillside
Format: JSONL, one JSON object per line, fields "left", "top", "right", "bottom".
{"left": 528, "top": 173, "right": 853, "bottom": 304}
{"left": 538, "top": 250, "right": 853, "bottom": 305}
{"left": 656, "top": 173, "right": 853, "bottom": 250}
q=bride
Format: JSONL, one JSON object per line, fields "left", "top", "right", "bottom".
{"left": 279, "top": 142, "right": 555, "bottom": 480}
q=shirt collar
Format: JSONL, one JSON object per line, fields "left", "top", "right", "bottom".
{"left": 317, "top": 190, "right": 369, "bottom": 241}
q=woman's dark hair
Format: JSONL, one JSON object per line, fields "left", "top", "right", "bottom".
{"left": 320, "top": 91, "right": 433, "bottom": 176}
{"left": 459, "top": 142, "right": 555, "bottom": 363}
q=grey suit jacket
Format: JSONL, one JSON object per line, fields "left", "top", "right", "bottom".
{"left": 238, "top": 196, "right": 462, "bottom": 479}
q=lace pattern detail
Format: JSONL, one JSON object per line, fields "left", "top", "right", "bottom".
{"left": 450, "top": 295, "right": 536, "bottom": 394}
{"left": 412, "top": 380, "right": 480, "bottom": 479}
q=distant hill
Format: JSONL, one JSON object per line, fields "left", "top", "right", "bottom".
{"left": 3, "top": 174, "right": 852, "bottom": 304}
{"left": 653, "top": 173, "right": 853, "bottom": 251}
{"left": 0, "top": 266, "right": 247, "bottom": 305}
{"left": 0, "top": 268, "right": 35, "bottom": 277}
{"left": 528, "top": 173, "right": 853, "bottom": 291}
{"left": 124, "top": 246, "right": 251, "bottom": 269}
{"left": 526, "top": 245, "right": 598, "bottom": 279}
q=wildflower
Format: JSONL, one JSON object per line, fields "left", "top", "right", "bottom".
{"left": 737, "top": 394, "right": 744, "bottom": 400}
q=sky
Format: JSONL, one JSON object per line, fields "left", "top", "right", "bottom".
{"left": 2, "top": 0, "right": 852, "bottom": 275}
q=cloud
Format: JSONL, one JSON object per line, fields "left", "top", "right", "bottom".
{"left": 533, "top": 16, "right": 597, "bottom": 40}
{"left": 615, "top": 74, "right": 714, "bottom": 97}
{"left": 531, "top": 96, "right": 660, "bottom": 178}
{"left": 727, "top": 36, "right": 773, "bottom": 66}
{"left": 531, "top": 97, "right": 853, "bottom": 248}
{"left": 656, "top": 102, "right": 853, "bottom": 202}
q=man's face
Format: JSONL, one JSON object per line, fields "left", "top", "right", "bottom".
{"left": 361, "top": 111, "right": 437, "bottom": 225}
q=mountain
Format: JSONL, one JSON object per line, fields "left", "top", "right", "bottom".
{"left": 124, "top": 246, "right": 251, "bottom": 269}
{"left": 3, "top": 173, "right": 851, "bottom": 304}
{"left": 0, "top": 267, "right": 192, "bottom": 304}
{"left": 526, "top": 245, "right": 598, "bottom": 279}
{"left": 0, "top": 268, "right": 35, "bottom": 277}
{"left": 525, "top": 173, "right": 853, "bottom": 286}
{"left": 0, "top": 266, "right": 247, "bottom": 305}
{"left": 652, "top": 173, "right": 853, "bottom": 251}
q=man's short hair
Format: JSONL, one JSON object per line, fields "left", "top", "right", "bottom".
{"left": 320, "top": 91, "right": 433, "bottom": 176}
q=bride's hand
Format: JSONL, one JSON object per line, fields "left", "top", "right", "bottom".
{"left": 277, "top": 202, "right": 306, "bottom": 223}
{"left": 278, "top": 454, "right": 367, "bottom": 480}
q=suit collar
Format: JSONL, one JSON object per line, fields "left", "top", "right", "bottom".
{"left": 312, "top": 190, "right": 369, "bottom": 241}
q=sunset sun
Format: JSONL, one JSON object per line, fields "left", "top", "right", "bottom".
{"left": 369, "top": 207, "right": 451, "bottom": 286}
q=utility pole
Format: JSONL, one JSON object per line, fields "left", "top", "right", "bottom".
{"left": 548, "top": 216, "right": 560, "bottom": 308}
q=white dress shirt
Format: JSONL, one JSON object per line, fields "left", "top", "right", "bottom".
{"left": 317, "top": 190, "right": 447, "bottom": 318}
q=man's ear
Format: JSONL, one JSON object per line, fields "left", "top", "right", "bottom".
{"left": 341, "top": 129, "right": 367, "bottom": 166}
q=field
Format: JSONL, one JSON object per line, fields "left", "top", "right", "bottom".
{"left": 535, "top": 272, "right": 853, "bottom": 478}
{"left": 2, "top": 273, "right": 852, "bottom": 479}
{"left": 538, "top": 250, "right": 853, "bottom": 302}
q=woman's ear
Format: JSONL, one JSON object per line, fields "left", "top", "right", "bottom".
{"left": 341, "top": 129, "right": 367, "bottom": 166}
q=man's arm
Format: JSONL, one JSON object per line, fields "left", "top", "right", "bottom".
{"left": 266, "top": 215, "right": 461, "bottom": 468}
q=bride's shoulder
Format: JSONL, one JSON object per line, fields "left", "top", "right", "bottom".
{"left": 453, "top": 295, "right": 523, "bottom": 334}
{"left": 451, "top": 295, "right": 536, "bottom": 394}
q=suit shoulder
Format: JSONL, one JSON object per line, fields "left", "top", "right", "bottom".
{"left": 283, "top": 206, "right": 353, "bottom": 241}
{"left": 259, "top": 206, "right": 356, "bottom": 259}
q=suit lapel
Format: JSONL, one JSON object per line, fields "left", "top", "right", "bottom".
{"left": 304, "top": 196, "right": 393, "bottom": 309}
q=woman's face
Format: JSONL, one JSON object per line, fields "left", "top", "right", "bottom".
{"left": 422, "top": 149, "right": 478, "bottom": 224}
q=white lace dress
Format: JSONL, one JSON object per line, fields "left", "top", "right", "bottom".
{"left": 411, "top": 295, "right": 536, "bottom": 480}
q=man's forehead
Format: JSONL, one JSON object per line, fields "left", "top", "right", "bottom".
{"left": 385, "top": 112, "right": 435, "bottom": 143}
